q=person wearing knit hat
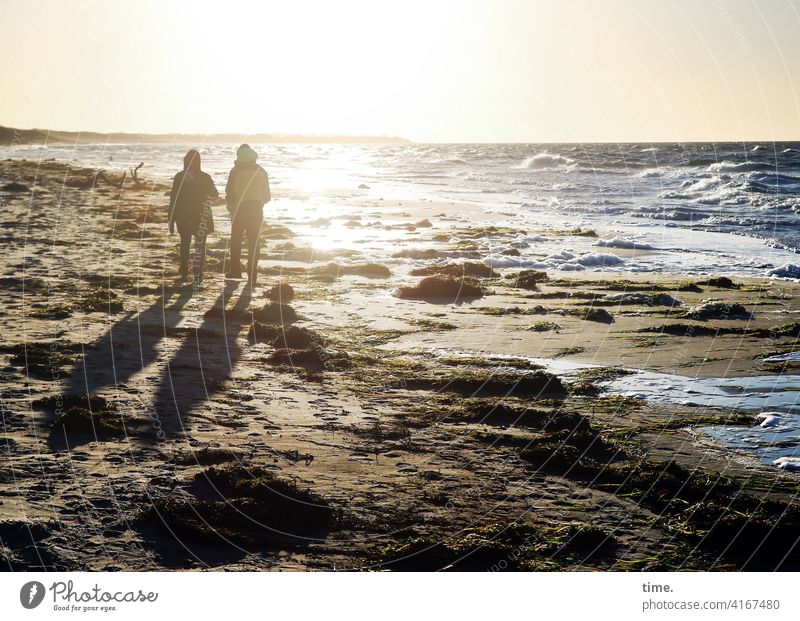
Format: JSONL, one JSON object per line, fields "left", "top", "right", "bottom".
{"left": 224, "top": 144, "right": 271, "bottom": 286}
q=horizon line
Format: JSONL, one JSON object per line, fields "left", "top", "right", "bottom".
{"left": 3, "top": 124, "right": 800, "bottom": 146}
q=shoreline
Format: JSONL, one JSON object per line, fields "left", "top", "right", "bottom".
{"left": 2, "top": 157, "right": 800, "bottom": 571}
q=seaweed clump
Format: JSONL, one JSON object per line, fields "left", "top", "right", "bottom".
{"left": 404, "top": 369, "right": 567, "bottom": 399}
{"left": 313, "top": 263, "right": 391, "bottom": 279}
{"left": 507, "top": 269, "right": 549, "bottom": 290}
{"left": 50, "top": 406, "right": 125, "bottom": 438}
{"left": 6, "top": 342, "right": 81, "bottom": 379}
{"left": 142, "top": 464, "right": 336, "bottom": 546}
{"left": 410, "top": 261, "right": 497, "bottom": 279}
{"left": 560, "top": 307, "right": 614, "bottom": 324}
{"left": 701, "top": 276, "right": 739, "bottom": 289}
{"left": 266, "top": 281, "right": 294, "bottom": 302}
{"left": 680, "top": 301, "right": 750, "bottom": 321}
{"left": 252, "top": 302, "right": 298, "bottom": 324}
{"left": 371, "top": 522, "right": 541, "bottom": 571}
{"left": 78, "top": 288, "right": 125, "bottom": 313}
{"left": 396, "top": 276, "right": 485, "bottom": 302}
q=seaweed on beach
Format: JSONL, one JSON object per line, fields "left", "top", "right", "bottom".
{"left": 247, "top": 321, "right": 280, "bottom": 342}
{"left": 640, "top": 322, "right": 744, "bottom": 337}
{"left": 701, "top": 276, "right": 739, "bottom": 289}
{"left": 78, "top": 288, "right": 125, "bottom": 313}
{"left": 81, "top": 274, "right": 138, "bottom": 290}
{"left": 507, "top": 269, "right": 549, "bottom": 290}
{"left": 477, "top": 402, "right": 800, "bottom": 570}
{"left": 402, "top": 369, "right": 567, "bottom": 398}
{"left": 436, "top": 355, "right": 542, "bottom": 371}
{"left": 528, "top": 321, "right": 561, "bottom": 332}
{"left": 396, "top": 276, "right": 485, "bottom": 302}
{"left": 5, "top": 342, "right": 82, "bottom": 379}
{"left": 142, "top": 465, "right": 337, "bottom": 546}
{"left": 50, "top": 406, "right": 127, "bottom": 438}
{"left": 546, "top": 278, "right": 700, "bottom": 293}
{"left": 28, "top": 303, "right": 74, "bottom": 319}
{"left": 251, "top": 302, "right": 298, "bottom": 324}
{"left": 266, "top": 281, "right": 295, "bottom": 302}
{"left": 371, "top": 522, "right": 541, "bottom": 571}
{"left": 271, "top": 325, "right": 319, "bottom": 349}
{"left": 679, "top": 301, "right": 751, "bottom": 321}
{"left": 313, "top": 262, "right": 392, "bottom": 279}
{"left": 559, "top": 307, "right": 614, "bottom": 324}
{"left": 410, "top": 261, "right": 498, "bottom": 279}
{"left": 538, "top": 523, "right": 620, "bottom": 562}
{"left": 410, "top": 318, "right": 458, "bottom": 331}
{"left": 476, "top": 305, "right": 547, "bottom": 316}
{"left": 32, "top": 392, "right": 110, "bottom": 412}
{"left": 265, "top": 347, "right": 350, "bottom": 370}
{"left": 589, "top": 292, "right": 683, "bottom": 307}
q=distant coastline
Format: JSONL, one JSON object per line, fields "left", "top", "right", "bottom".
{"left": 0, "top": 124, "right": 411, "bottom": 146}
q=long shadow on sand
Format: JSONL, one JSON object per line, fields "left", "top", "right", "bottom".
{"left": 67, "top": 284, "right": 194, "bottom": 398}
{"left": 47, "top": 285, "right": 195, "bottom": 450}
{"left": 151, "top": 281, "right": 251, "bottom": 435}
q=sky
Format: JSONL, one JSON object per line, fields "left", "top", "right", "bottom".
{"left": 2, "top": 0, "right": 800, "bottom": 142}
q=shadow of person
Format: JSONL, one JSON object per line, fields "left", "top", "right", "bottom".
{"left": 45, "top": 285, "right": 195, "bottom": 450}
{"left": 67, "top": 285, "right": 194, "bottom": 398}
{"left": 152, "top": 281, "right": 251, "bottom": 435}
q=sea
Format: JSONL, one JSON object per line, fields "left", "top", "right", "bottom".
{"left": 3, "top": 141, "right": 800, "bottom": 279}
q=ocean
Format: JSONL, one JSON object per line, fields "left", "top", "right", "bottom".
{"left": 3, "top": 141, "right": 800, "bottom": 278}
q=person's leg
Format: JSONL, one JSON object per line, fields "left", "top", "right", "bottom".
{"left": 227, "top": 211, "right": 244, "bottom": 277}
{"left": 244, "top": 209, "right": 262, "bottom": 285}
{"left": 193, "top": 206, "right": 211, "bottom": 284}
{"left": 178, "top": 230, "right": 191, "bottom": 277}
{"left": 192, "top": 232, "right": 206, "bottom": 285}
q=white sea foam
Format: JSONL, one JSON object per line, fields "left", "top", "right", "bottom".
{"left": 518, "top": 152, "right": 575, "bottom": 170}
{"left": 774, "top": 457, "right": 800, "bottom": 471}
{"left": 707, "top": 161, "right": 769, "bottom": 173}
{"left": 573, "top": 252, "right": 624, "bottom": 267}
{"left": 483, "top": 257, "right": 551, "bottom": 268}
{"left": 768, "top": 263, "right": 800, "bottom": 279}
{"left": 757, "top": 412, "right": 786, "bottom": 428}
{"left": 594, "top": 237, "right": 656, "bottom": 250}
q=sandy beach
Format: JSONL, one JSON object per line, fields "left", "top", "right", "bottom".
{"left": 2, "top": 157, "right": 800, "bottom": 571}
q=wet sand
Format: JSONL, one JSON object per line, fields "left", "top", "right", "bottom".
{"left": 2, "top": 158, "right": 800, "bottom": 571}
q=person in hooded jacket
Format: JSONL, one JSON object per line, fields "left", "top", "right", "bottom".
{"left": 168, "top": 149, "right": 219, "bottom": 281}
{"left": 224, "top": 144, "right": 271, "bottom": 286}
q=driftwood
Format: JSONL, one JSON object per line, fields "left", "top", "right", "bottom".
{"left": 130, "top": 162, "right": 144, "bottom": 182}
{"left": 89, "top": 162, "right": 144, "bottom": 190}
